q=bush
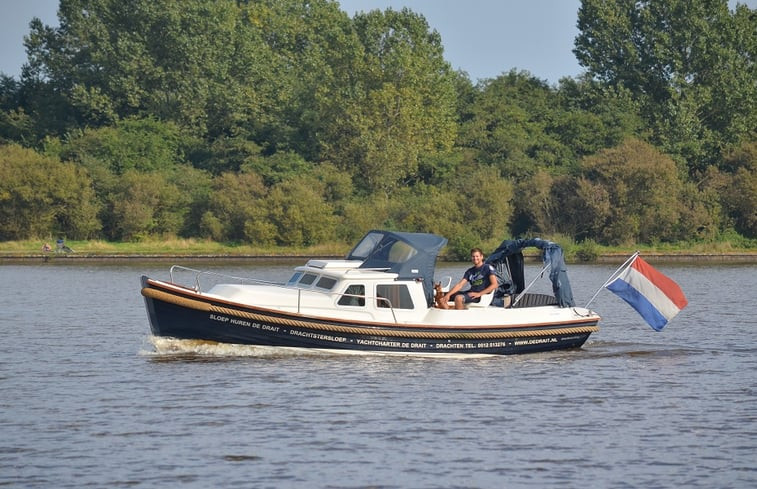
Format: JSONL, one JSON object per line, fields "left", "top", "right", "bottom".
{"left": 0, "top": 144, "right": 100, "bottom": 239}
{"left": 575, "top": 239, "right": 600, "bottom": 262}
{"left": 580, "top": 138, "right": 685, "bottom": 245}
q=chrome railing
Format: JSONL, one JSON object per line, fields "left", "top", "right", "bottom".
{"left": 169, "top": 265, "right": 282, "bottom": 293}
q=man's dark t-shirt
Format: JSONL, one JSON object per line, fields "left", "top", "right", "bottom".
{"left": 464, "top": 264, "right": 496, "bottom": 293}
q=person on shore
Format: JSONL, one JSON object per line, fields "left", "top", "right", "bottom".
{"left": 440, "top": 248, "right": 498, "bottom": 310}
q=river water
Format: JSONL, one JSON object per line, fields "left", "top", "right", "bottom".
{"left": 1, "top": 259, "right": 755, "bottom": 488}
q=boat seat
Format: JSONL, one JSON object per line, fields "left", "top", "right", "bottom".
{"left": 437, "top": 276, "right": 453, "bottom": 292}
{"left": 468, "top": 291, "right": 495, "bottom": 308}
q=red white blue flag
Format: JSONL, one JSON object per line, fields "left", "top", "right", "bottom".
{"left": 606, "top": 254, "right": 688, "bottom": 331}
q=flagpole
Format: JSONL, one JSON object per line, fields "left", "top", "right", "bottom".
{"left": 583, "top": 251, "right": 640, "bottom": 309}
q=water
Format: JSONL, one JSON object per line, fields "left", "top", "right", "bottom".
{"left": 1, "top": 260, "right": 755, "bottom": 488}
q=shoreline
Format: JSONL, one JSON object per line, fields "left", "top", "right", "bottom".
{"left": 3, "top": 252, "right": 757, "bottom": 264}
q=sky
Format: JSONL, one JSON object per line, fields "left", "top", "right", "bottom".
{"left": 1, "top": 0, "right": 755, "bottom": 85}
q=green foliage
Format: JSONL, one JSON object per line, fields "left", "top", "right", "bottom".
{"left": 580, "top": 138, "right": 687, "bottom": 245}
{"left": 574, "top": 239, "right": 600, "bottom": 262}
{"left": 0, "top": 144, "right": 99, "bottom": 239}
{"left": 554, "top": 77, "right": 645, "bottom": 157}
{"left": 574, "top": 0, "right": 757, "bottom": 169}
{"left": 459, "top": 71, "right": 556, "bottom": 178}
{"left": 382, "top": 185, "right": 463, "bottom": 239}
{"left": 244, "top": 0, "right": 363, "bottom": 159}
{"left": 58, "top": 118, "right": 184, "bottom": 174}
{"left": 107, "top": 171, "right": 166, "bottom": 241}
{"left": 198, "top": 211, "right": 223, "bottom": 242}
{"left": 47, "top": 118, "right": 206, "bottom": 241}
{"left": 188, "top": 137, "right": 264, "bottom": 175}
{"left": 0, "top": 75, "right": 35, "bottom": 144}
{"left": 447, "top": 166, "right": 513, "bottom": 241}
{"left": 337, "top": 196, "right": 391, "bottom": 242}
{"left": 241, "top": 150, "right": 312, "bottom": 186}
{"left": 205, "top": 171, "right": 270, "bottom": 243}
{"left": 311, "top": 162, "right": 354, "bottom": 203}
{"left": 265, "top": 178, "right": 337, "bottom": 246}
{"left": 510, "top": 170, "right": 558, "bottom": 236}
{"left": 167, "top": 165, "right": 214, "bottom": 237}
{"left": 710, "top": 141, "right": 757, "bottom": 237}
{"left": 458, "top": 70, "right": 638, "bottom": 181}
{"left": 0, "top": 0, "right": 754, "bottom": 248}
{"left": 446, "top": 233, "right": 480, "bottom": 261}
{"left": 25, "top": 0, "right": 253, "bottom": 135}
{"left": 325, "top": 7, "right": 458, "bottom": 195}
{"left": 556, "top": 175, "right": 613, "bottom": 241}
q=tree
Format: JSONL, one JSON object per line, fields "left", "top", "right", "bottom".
{"left": 552, "top": 175, "right": 611, "bottom": 241}
{"left": 167, "top": 164, "right": 214, "bottom": 238}
{"left": 337, "top": 195, "right": 392, "bottom": 243}
{"left": 574, "top": 0, "right": 757, "bottom": 170}
{"left": 48, "top": 117, "right": 213, "bottom": 240}
{"left": 20, "top": 0, "right": 369, "bottom": 157}
{"left": 23, "top": 0, "right": 256, "bottom": 137}
{"left": 554, "top": 75, "right": 644, "bottom": 155}
{"left": 458, "top": 70, "right": 576, "bottom": 180}
{"left": 383, "top": 184, "right": 463, "bottom": 240}
{"left": 448, "top": 166, "right": 513, "bottom": 242}
{"left": 714, "top": 141, "right": 757, "bottom": 237}
{"left": 324, "top": 7, "right": 458, "bottom": 195}
{"left": 0, "top": 76, "right": 36, "bottom": 145}
{"left": 240, "top": 0, "right": 363, "bottom": 159}
{"left": 241, "top": 150, "right": 312, "bottom": 187}
{"left": 511, "top": 170, "right": 559, "bottom": 236}
{"left": 58, "top": 117, "right": 184, "bottom": 175}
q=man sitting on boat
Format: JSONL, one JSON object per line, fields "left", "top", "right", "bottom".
{"left": 439, "top": 248, "right": 498, "bottom": 309}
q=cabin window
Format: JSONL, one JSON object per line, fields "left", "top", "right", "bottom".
{"left": 338, "top": 284, "right": 365, "bottom": 307}
{"left": 355, "top": 234, "right": 417, "bottom": 263}
{"left": 376, "top": 284, "right": 414, "bottom": 309}
{"left": 298, "top": 273, "right": 318, "bottom": 286}
{"left": 315, "top": 276, "right": 337, "bottom": 290}
{"left": 387, "top": 240, "right": 417, "bottom": 263}
{"left": 287, "top": 271, "right": 303, "bottom": 286}
{"left": 349, "top": 232, "right": 383, "bottom": 259}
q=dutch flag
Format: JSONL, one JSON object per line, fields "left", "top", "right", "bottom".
{"left": 606, "top": 254, "right": 688, "bottom": 331}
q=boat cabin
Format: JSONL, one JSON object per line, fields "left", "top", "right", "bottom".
{"left": 285, "top": 258, "right": 426, "bottom": 316}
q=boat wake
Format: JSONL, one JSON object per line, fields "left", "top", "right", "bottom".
{"left": 582, "top": 339, "right": 707, "bottom": 359}
{"left": 140, "top": 335, "right": 497, "bottom": 359}
{"left": 141, "top": 336, "right": 333, "bottom": 358}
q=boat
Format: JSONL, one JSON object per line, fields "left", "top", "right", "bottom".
{"left": 140, "top": 230, "right": 601, "bottom": 356}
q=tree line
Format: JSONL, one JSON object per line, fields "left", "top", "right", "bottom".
{"left": 1, "top": 0, "right": 754, "bottom": 257}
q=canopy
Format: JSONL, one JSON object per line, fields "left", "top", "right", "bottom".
{"left": 486, "top": 238, "right": 575, "bottom": 307}
{"left": 346, "top": 230, "right": 448, "bottom": 306}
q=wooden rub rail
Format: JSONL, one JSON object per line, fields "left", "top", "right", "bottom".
{"left": 142, "top": 287, "right": 599, "bottom": 340}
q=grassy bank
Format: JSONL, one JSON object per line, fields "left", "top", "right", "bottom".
{"left": 0, "top": 238, "right": 350, "bottom": 257}
{"left": 2, "top": 237, "right": 757, "bottom": 262}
